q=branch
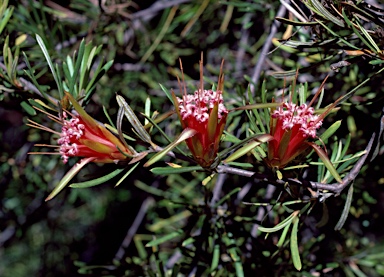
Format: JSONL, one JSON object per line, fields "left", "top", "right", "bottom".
{"left": 249, "top": 4, "right": 286, "bottom": 96}
{"left": 308, "top": 132, "right": 375, "bottom": 196}
{"left": 216, "top": 130, "right": 376, "bottom": 199}
{"left": 18, "top": 77, "right": 59, "bottom": 106}
{"left": 216, "top": 165, "right": 285, "bottom": 185}
{"left": 114, "top": 197, "right": 155, "bottom": 261}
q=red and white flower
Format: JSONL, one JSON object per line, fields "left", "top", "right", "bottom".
{"left": 28, "top": 92, "right": 134, "bottom": 200}
{"left": 172, "top": 59, "right": 228, "bottom": 168}
{"left": 267, "top": 102, "right": 323, "bottom": 168}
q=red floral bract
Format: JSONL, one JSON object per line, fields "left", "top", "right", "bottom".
{"left": 172, "top": 58, "right": 228, "bottom": 168}
{"left": 267, "top": 102, "right": 322, "bottom": 168}
{"left": 28, "top": 92, "right": 133, "bottom": 164}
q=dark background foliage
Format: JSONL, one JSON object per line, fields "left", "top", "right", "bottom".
{"left": 1, "top": 0, "right": 384, "bottom": 276}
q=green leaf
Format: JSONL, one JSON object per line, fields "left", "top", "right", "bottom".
{"left": 213, "top": 187, "right": 241, "bottom": 209}
{"left": 290, "top": 216, "right": 302, "bottom": 271}
{"left": 116, "top": 95, "right": 152, "bottom": 144}
{"left": 36, "top": 34, "right": 63, "bottom": 98}
{"left": 144, "top": 128, "right": 197, "bottom": 167}
{"left": 115, "top": 162, "right": 140, "bottom": 187}
{"left": 277, "top": 222, "right": 291, "bottom": 248}
{"left": 68, "top": 39, "right": 85, "bottom": 97}
{"left": 20, "top": 101, "right": 36, "bottom": 116}
{"left": 222, "top": 232, "right": 244, "bottom": 277}
{"left": 159, "top": 83, "right": 174, "bottom": 105}
{"left": 335, "top": 184, "right": 354, "bottom": 231}
{"left": 150, "top": 165, "right": 203, "bottom": 175}
{"left": 23, "top": 53, "right": 51, "bottom": 102}
{"left": 275, "top": 16, "right": 319, "bottom": 26}
{"left": 319, "top": 120, "right": 342, "bottom": 143}
{"left": 45, "top": 157, "right": 95, "bottom": 201}
{"left": 145, "top": 231, "right": 183, "bottom": 247}
{"left": 211, "top": 240, "right": 220, "bottom": 274}
{"left": 226, "top": 162, "right": 253, "bottom": 168}
{"left": 224, "top": 134, "right": 273, "bottom": 163}
{"left": 310, "top": 0, "right": 344, "bottom": 26}
{"left": 232, "top": 102, "right": 282, "bottom": 111}
{"left": 258, "top": 210, "right": 299, "bottom": 233}
{"left": 0, "top": 2, "right": 13, "bottom": 35}
{"left": 315, "top": 19, "right": 358, "bottom": 50}
{"left": 69, "top": 168, "right": 125, "bottom": 188}
{"left": 309, "top": 142, "right": 343, "bottom": 183}
{"left": 84, "top": 59, "right": 114, "bottom": 100}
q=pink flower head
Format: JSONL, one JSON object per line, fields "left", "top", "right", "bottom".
{"left": 27, "top": 93, "right": 135, "bottom": 201}
{"left": 172, "top": 58, "right": 228, "bottom": 168}
{"left": 267, "top": 102, "right": 323, "bottom": 168}
{"left": 265, "top": 76, "right": 341, "bottom": 169}
{"left": 28, "top": 92, "right": 133, "bottom": 164}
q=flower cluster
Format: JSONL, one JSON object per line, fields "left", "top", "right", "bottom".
{"left": 177, "top": 89, "right": 227, "bottom": 127}
{"left": 175, "top": 88, "right": 228, "bottom": 168}
{"left": 28, "top": 92, "right": 135, "bottom": 201}
{"left": 268, "top": 102, "right": 323, "bottom": 168}
{"left": 173, "top": 59, "right": 228, "bottom": 168}
{"left": 57, "top": 110, "right": 131, "bottom": 164}
{"left": 272, "top": 103, "right": 322, "bottom": 138}
{"left": 57, "top": 112, "right": 84, "bottom": 163}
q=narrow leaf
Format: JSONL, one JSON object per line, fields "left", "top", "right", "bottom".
{"left": 319, "top": 120, "right": 341, "bottom": 143}
{"left": 36, "top": 34, "right": 63, "bottom": 98}
{"left": 224, "top": 134, "right": 273, "bottom": 163}
{"left": 151, "top": 165, "right": 202, "bottom": 175}
{"left": 115, "top": 162, "right": 140, "bottom": 187}
{"left": 277, "top": 222, "right": 291, "bottom": 248}
{"left": 232, "top": 102, "right": 282, "bottom": 111}
{"left": 258, "top": 210, "right": 299, "bottom": 233}
{"left": 290, "top": 216, "right": 302, "bottom": 271}
{"left": 45, "top": 157, "right": 95, "bottom": 201}
{"left": 159, "top": 83, "right": 174, "bottom": 104}
{"left": 145, "top": 231, "right": 182, "bottom": 247}
{"left": 335, "top": 184, "right": 354, "bottom": 231}
{"left": 211, "top": 242, "right": 220, "bottom": 274}
{"left": 116, "top": 95, "right": 152, "bottom": 144}
{"left": 21, "top": 101, "right": 36, "bottom": 116}
{"left": 311, "top": 0, "right": 344, "bottom": 26}
{"left": 275, "top": 16, "right": 318, "bottom": 26}
{"left": 68, "top": 39, "right": 85, "bottom": 97}
{"left": 69, "top": 168, "right": 125, "bottom": 188}
{"left": 309, "top": 142, "right": 342, "bottom": 183}
{"left": 144, "top": 128, "right": 197, "bottom": 167}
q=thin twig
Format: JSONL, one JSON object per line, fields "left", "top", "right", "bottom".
{"left": 309, "top": 132, "right": 375, "bottom": 196}
{"left": 114, "top": 197, "right": 155, "bottom": 261}
{"left": 235, "top": 13, "right": 252, "bottom": 73}
{"left": 124, "top": 0, "right": 191, "bottom": 43}
{"left": 250, "top": 4, "right": 286, "bottom": 96}
{"left": 216, "top": 129, "right": 376, "bottom": 198}
{"left": 19, "top": 77, "right": 59, "bottom": 106}
{"left": 130, "top": 0, "right": 191, "bottom": 20}
{"left": 210, "top": 171, "right": 227, "bottom": 207}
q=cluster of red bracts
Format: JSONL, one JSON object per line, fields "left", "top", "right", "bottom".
{"left": 29, "top": 63, "right": 331, "bottom": 200}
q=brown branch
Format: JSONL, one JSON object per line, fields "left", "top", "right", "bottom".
{"left": 308, "top": 132, "right": 375, "bottom": 196}
{"left": 249, "top": 4, "right": 287, "bottom": 96}
{"left": 216, "top": 130, "right": 376, "bottom": 199}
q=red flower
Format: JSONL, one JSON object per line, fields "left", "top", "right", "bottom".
{"left": 267, "top": 102, "right": 322, "bottom": 168}
{"left": 172, "top": 58, "right": 228, "bottom": 168}
{"left": 28, "top": 92, "right": 134, "bottom": 200}
{"left": 29, "top": 92, "right": 133, "bottom": 164}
